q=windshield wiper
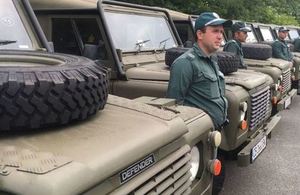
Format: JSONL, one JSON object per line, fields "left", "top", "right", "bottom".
{"left": 158, "top": 37, "right": 170, "bottom": 51}
{"left": 158, "top": 37, "right": 170, "bottom": 50}
{"left": 135, "top": 39, "right": 150, "bottom": 53}
{"left": 0, "top": 40, "right": 17, "bottom": 46}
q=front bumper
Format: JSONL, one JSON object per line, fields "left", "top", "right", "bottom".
{"left": 237, "top": 114, "right": 281, "bottom": 167}
{"left": 277, "top": 89, "right": 297, "bottom": 111}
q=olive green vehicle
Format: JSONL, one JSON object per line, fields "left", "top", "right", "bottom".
{"left": 248, "top": 23, "right": 298, "bottom": 97}
{"left": 273, "top": 25, "right": 300, "bottom": 59}
{"left": 0, "top": 0, "right": 222, "bottom": 195}
{"left": 166, "top": 9, "right": 283, "bottom": 162}
{"left": 30, "top": 0, "right": 281, "bottom": 170}
{"left": 170, "top": 11, "right": 296, "bottom": 112}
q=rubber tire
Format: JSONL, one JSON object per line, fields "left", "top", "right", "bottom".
{"left": 165, "top": 47, "right": 189, "bottom": 66}
{"left": 215, "top": 52, "right": 239, "bottom": 75}
{"left": 0, "top": 50, "right": 109, "bottom": 131}
{"left": 242, "top": 43, "right": 272, "bottom": 60}
{"left": 166, "top": 48, "right": 239, "bottom": 75}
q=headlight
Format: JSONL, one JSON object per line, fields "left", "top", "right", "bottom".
{"left": 190, "top": 146, "right": 200, "bottom": 181}
{"left": 279, "top": 75, "right": 283, "bottom": 81}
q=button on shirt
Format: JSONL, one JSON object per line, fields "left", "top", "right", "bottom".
{"left": 223, "top": 39, "right": 246, "bottom": 68}
{"left": 272, "top": 39, "right": 293, "bottom": 61}
{"left": 167, "top": 43, "right": 228, "bottom": 128}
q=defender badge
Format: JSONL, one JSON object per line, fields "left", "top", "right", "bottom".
{"left": 120, "top": 154, "right": 155, "bottom": 184}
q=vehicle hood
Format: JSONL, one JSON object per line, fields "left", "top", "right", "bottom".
{"left": 0, "top": 95, "right": 187, "bottom": 195}
{"left": 126, "top": 62, "right": 170, "bottom": 81}
{"left": 126, "top": 63, "right": 270, "bottom": 90}
{"left": 292, "top": 51, "right": 300, "bottom": 58}
{"left": 225, "top": 69, "right": 270, "bottom": 90}
{"left": 244, "top": 58, "right": 291, "bottom": 71}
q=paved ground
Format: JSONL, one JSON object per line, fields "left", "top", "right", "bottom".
{"left": 220, "top": 95, "right": 300, "bottom": 195}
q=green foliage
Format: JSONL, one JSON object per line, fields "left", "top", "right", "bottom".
{"left": 118, "top": 0, "right": 300, "bottom": 26}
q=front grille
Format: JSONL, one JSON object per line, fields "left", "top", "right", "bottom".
{"left": 281, "top": 69, "right": 291, "bottom": 94}
{"left": 249, "top": 86, "right": 271, "bottom": 131}
{"left": 133, "top": 147, "right": 192, "bottom": 195}
{"left": 110, "top": 145, "right": 192, "bottom": 195}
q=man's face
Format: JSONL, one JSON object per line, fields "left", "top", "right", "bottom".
{"left": 197, "top": 25, "right": 224, "bottom": 55}
{"left": 278, "top": 31, "right": 288, "bottom": 40}
{"left": 235, "top": 31, "right": 248, "bottom": 43}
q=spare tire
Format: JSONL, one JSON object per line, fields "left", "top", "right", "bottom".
{"left": 166, "top": 48, "right": 239, "bottom": 75}
{"left": 215, "top": 52, "right": 239, "bottom": 75}
{"left": 0, "top": 50, "right": 109, "bottom": 131}
{"left": 242, "top": 43, "right": 272, "bottom": 60}
{"left": 260, "top": 41, "right": 273, "bottom": 46}
{"left": 165, "top": 47, "right": 189, "bottom": 66}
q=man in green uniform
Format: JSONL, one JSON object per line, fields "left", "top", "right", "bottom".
{"left": 223, "top": 22, "right": 251, "bottom": 69}
{"left": 167, "top": 12, "right": 231, "bottom": 129}
{"left": 293, "top": 37, "right": 300, "bottom": 52}
{"left": 272, "top": 27, "right": 293, "bottom": 61}
{"left": 272, "top": 26, "right": 300, "bottom": 90}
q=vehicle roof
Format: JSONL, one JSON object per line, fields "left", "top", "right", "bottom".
{"left": 162, "top": 8, "right": 190, "bottom": 21}
{"left": 29, "top": 0, "right": 97, "bottom": 10}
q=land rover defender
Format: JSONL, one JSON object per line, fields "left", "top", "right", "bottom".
{"left": 0, "top": 1, "right": 221, "bottom": 194}
{"left": 170, "top": 12, "right": 296, "bottom": 112}
{"left": 31, "top": 0, "right": 280, "bottom": 169}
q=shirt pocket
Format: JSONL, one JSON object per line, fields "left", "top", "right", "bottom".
{"left": 194, "top": 72, "right": 220, "bottom": 98}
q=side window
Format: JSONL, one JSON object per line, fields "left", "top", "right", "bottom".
{"left": 75, "top": 18, "right": 107, "bottom": 60}
{"left": 174, "top": 22, "right": 189, "bottom": 44}
{"left": 52, "top": 18, "right": 81, "bottom": 55}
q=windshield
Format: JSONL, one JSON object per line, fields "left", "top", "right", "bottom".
{"left": 104, "top": 11, "right": 177, "bottom": 52}
{"left": 260, "top": 27, "right": 274, "bottom": 41}
{"left": 0, "top": 0, "right": 33, "bottom": 50}
{"left": 289, "top": 29, "right": 299, "bottom": 40}
{"left": 246, "top": 25, "right": 257, "bottom": 43}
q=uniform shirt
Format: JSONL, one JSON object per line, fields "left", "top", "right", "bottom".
{"left": 223, "top": 39, "right": 246, "bottom": 68}
{"left": 167, "top": 43, "right": 228, "bottom": 128}
{"left": 294, "top": 38, "right": 300, "bottom": 52}
{"left": 272, "top": 39, "right": 293, "bottom": 61}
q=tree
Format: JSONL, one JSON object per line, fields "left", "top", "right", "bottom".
{"left": 118, "top": 0, "right": 300, "bottom": 25}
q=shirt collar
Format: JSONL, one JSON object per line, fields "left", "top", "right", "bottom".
{"left": 193, "top": 43, "right": 209, "bottom": 58}
{"left": 193, "top": 43, "right": 217, "bottom": 63}
{"left": 233, "top": 39, "right": 242, "bottom": 46}
{"left": 277, "top": 38, "right": 286, "bottom": 44}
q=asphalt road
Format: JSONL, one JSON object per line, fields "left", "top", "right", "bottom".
{"left": 220, "top": 95, "right": 300, "bottom": 195}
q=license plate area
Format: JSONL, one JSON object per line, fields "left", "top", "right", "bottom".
{"left": 285, "top": 96, "right": 291, "bottom": 109}
{"left": 251, "top": 135, "right": 267, "bottom": 162}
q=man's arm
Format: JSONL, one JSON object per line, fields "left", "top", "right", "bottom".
{"left": 167, "top": 58, "right": 193, "bottom": 104}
